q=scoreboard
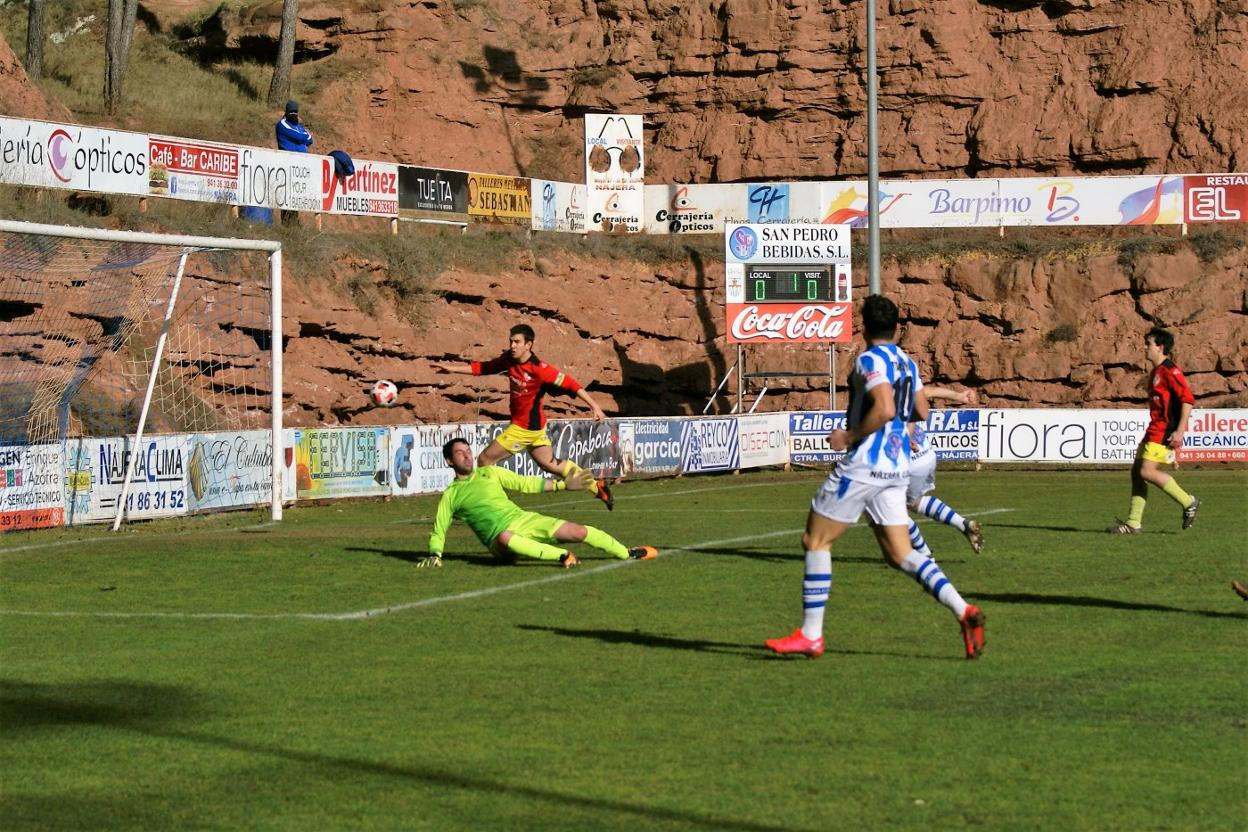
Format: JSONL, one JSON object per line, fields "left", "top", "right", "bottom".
{"left": 724, "top": 224, "right": 853, "bottom": 344}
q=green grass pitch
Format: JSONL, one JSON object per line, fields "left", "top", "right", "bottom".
{"left": 2, "top": 468, "right": 1245, "bottom": 830}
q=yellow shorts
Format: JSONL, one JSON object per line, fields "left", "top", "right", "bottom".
{"left": 1139, "top": 441, "right": 1175, "bottom": 464}
{"left": 505, "top": 510, "right": 565, "bottom": 542}
{"left": 495, "top": 424, "right": 552, "bottom": 454}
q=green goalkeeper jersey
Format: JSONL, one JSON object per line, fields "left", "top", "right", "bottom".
{"left": 428, "top": 466, "right": 548, "bottom": 555}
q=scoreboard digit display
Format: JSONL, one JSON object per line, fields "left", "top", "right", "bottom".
{"left": 745, "top": 265, "right": 850, "bottom": 303}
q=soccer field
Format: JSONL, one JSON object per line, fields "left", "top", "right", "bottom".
{"left": 2, "top": 468, "right": 1245, "bottom": 830}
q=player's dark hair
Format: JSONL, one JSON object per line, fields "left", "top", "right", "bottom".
{"left": 861, "top": 294, "right": 899, "bottom": 341}
{"left": 1146, "top": 327, "right": 1174, "bottom": 355}
{"left": 442, "top": 437, "right": 469, "bottom": 460}
{"left": 510, "top": 324, "right": 535, "bottom": 342}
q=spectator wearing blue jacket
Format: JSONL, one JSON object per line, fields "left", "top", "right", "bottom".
{"left": 275, "top": 100, "right": 312, "bottom": 153}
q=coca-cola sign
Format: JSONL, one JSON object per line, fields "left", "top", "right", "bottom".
{"left": 727, "top": 303, "right": 852, "bottom": 343}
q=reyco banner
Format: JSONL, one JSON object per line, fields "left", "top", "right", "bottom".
{"left": 617, "top": 419, "right": 682, "bottom": 477}
{"left": 0, "top": 443, "right": 64, "bottom": 531}
{"left": 680, "top": 418, "right": 740, "bottom": 474}
{"left": 584, "top": 113, "right": 644, "bottom": 233}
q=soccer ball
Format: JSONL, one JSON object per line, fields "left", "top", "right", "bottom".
{"left": 370, "top": 379, "right": 398, "bottom": 407}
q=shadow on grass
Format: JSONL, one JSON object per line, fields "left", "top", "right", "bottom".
{"left": 969, "top": 591, "right": 1247, "bottom": 620}
{"left": 0, "top": 679, "right": 807, "bottom": 832}
{"left": 345, "top": 546, "right": 498, "bottom": 567}
{"left": 519, "top": 625, "right": 965, "bottom": 662}
{"left": 517, "top": 624, "right": 769, "bottom": 657}
{"left": 683, "top": 546, "right": 888, "bottom": 566}
{"left": 988, "top": 522, "right": 1178, "bottom": 536}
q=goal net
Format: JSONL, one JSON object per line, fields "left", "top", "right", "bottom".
{"left": 0, "top": 220, "right": 282, "bottom": 530}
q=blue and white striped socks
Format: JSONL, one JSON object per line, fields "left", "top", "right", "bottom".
{"left": 801, "top": 550, "right": 832, "bottom": 640}
{"left": 917, "top": 496, "right": 968, "bottom": 532}
{"left": 908, "top": 521, "right": 932, "bottom": 556}
{"left": 901, "top": 551, "right": 968, "bottom": 618}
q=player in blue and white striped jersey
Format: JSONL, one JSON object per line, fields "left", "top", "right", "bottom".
{"left": 766, "top": 295, "right": 986, "bottom": 660}
{"left": 906, "top": 385, "right": 984, "bottom": 556}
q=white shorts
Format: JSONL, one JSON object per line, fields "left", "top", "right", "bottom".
{"left": 811, "top": 472, "right": 910, "bottom": 527}
{"left": 907, "top": 452, "right": 937, "bottom": 504}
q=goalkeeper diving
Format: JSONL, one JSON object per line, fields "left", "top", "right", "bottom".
{"left": 421, "top": 438, "right": 658, "bottom": 569}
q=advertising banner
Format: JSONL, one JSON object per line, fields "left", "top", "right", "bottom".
{"left": 1176, "top": 408, "right": 1248, "bottom": 462}
{"left": 64, "top": 435, "right": 189, "bottom": 524}
{"left": 996, "top": 175, "right": 1184, "bottom": 226}
{"left": 789, "top": 412, "right": 847, "bottom": 465}
{"left": 876, "top": 179, "right": 1002, "bottom": 229}
{"left": 390, "top": 422, "right": 498, "bottom": 497}
{"left": 320, "top": 157, "right": 398, "bottom": 217}
{"left": 290, "top": 427, "right": 389, "bottom": 499}
{"left": 531, "top": 179, "right": 587, "bottom": 233}
{"left": 680, "top": 418, "right": 739, "bottom": 474}
{"left": 584, "top": 113, "right": 645, "bottom": 233}
{"left": 0, "top": 444, "right": 64, "bottom": 531}
{"left": 724, "top": 223, "right": 853, "bottom": 344}
{"left": 618, "top": 419, "right": 682, "bottom": 477}
{"left": 497, "top": 420, "right": 619, "bottom": 480}
{"left": 977, "top": 409, "right": 1149, "bottom": 463}
{"left": 467, "top": 173, "right": 531, "bottom": 224}
{"left": 398, "top": 165, "right": 469, "bottom": 221}
{"left": 643, "top": 184, "right": 745, "bottom": 235}
{"left": 148, "top": 135, "right": 239, "bottom": 204}
{"left": 737, "top": 413, "right": 790, "bottom": 469}
{"left": 0, "top": 116, "right": 148, "bottom": 195}
{"left": 922, "top": 408, "right": 981, "bottom": 461}
{"left": 186, "top": 430, "right": 273, "bottom": 512}
{"left": 1184, "top": 174, "right": 1248, "bottom": 224}
{"left": 236, "top": 146, "right": 320, "bottom": 213}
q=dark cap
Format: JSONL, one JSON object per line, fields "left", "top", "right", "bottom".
{"left": 284, "top": 99, "right": 299, "bottom": 114}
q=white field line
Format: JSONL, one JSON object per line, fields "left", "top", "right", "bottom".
{"left": 0, "top": 528, "right": 801, "bottom": 622}
{"left": 0, "top": 507, "right": 1013, "bottom": 623}
{"left": 0, "top": 520, "right": 281, "bottom": 555}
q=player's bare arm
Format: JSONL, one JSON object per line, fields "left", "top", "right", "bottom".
{"left": 575, "top": 388, "right": 607, "bottom": 421}
{"left": 924, "top": 385, "right": 976, "bottom": 406}
{"left": 431, "top": 361, "right": 474, "bottom": 375}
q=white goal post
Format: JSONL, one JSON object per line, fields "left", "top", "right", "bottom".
{"left": 0, "top": 219, "right": 283, "bottom": 528}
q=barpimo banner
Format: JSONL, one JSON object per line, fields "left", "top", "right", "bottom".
{"left": 290, "top": 427, "right": 389, "bottom": 499}
{"left": 0, "top": 444, "right": 64, "bottom": 531}
{"left": 584, "top": 114, "right": 644, "bottom": 233}
{"left": 681, "top": 418, "right": 740, "bottom": 474}
{"left": 996, "top": 175, "right": 1184, "bottom": 226}
{"left": 63, "top": 435, "right": 190, "bottom": 525}
{"left": 618, "top": 419, "right": 682, "bottom": 477}
{"left": 187, "top": 430, "right": 273, "bottom": 512}
{"left": 737, "top": 413, "right": 789, "bottom": 468}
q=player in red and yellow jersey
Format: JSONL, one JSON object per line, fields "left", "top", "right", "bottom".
{"left": 433, "top": 323, "right": 615, "bottom": 509}
{"left": 1107, "top": 327, "right": 1199, "bottom": 534}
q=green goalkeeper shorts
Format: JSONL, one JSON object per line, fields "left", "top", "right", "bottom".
{"left": 503, "top": 510, "right": 566, "bottom": 543}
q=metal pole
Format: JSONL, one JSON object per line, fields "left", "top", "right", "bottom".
{"left": 270, "top": 249, "right": 284, "bottom": 521}
{"left": 736, "top": 344, "right": 744, "bottom": 415}
{"left": 866, "top": 0, "right": 881, "bottom": 296}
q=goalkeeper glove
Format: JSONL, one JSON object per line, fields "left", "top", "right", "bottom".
{"left": 417, "top": 554, "right": 442, "bottom": 569}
